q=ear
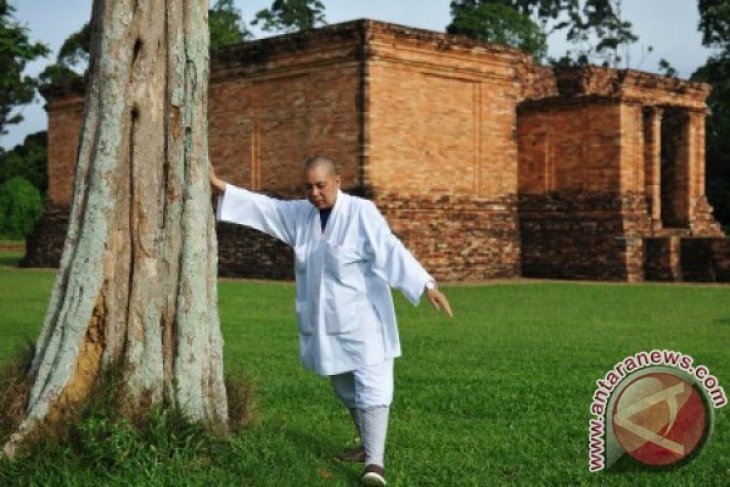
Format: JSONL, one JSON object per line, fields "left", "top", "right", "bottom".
{"left": 335, "top": 174, "right": 341, "bottom": 187}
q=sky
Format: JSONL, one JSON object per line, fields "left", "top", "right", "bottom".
{"left": 1, "top": 0, "right": 717, "bottom": 150}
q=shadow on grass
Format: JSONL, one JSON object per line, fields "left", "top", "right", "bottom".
{"left": 0, "top": 252, "right": 23, "bottom": 268}
{"left": 283, "top": 425, "right": 362, "bottom": 484}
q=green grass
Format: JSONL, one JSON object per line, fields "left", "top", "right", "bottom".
{"left": 0, "top": 251, "right": 728, "bottom": 486}
{"left": 0, "top": 239, "right": 25, "bottom": 248}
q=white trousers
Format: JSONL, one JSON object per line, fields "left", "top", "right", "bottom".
{"left": 329, "top": 358, "right": 394, "bottom": 467}
{"left": 329, "top": 358, "right": 394, "bottom": 409}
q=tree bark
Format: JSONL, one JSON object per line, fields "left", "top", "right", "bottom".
{"left": 4, "top": 0, "right": 227, "bottom": 457}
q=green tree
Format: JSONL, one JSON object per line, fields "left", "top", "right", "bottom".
{"left": 698, "top": 0, "right": 730, "bottom": 51}
{"left": 37, "top": 21, "right": 89, "bottom": 87}
{"left": 657, "top": 58, "right": 678, "bottom": 78}
{"left": 210, "top": 0, "right": 250, "bottom": 48}
{"left": 447, "top": 0, "right": 639, "bottom": 67}
{"left": 0, "top": 130, "right": 47, "bottom": 194}
{"left": 40, "top": 0, "right": 248, "bottom": 89}
{"left": 449, "top": 0, "right": 573, "bottom": 33}
{"left": 693, "top": 56, "right": 730, "bottom": 230}
{"left": 0, "top": 176, "right": 43, "bottom": 239}
{"left": 38, "top": 62, "right": 83, "bottom": 87}
{"left": 447, "top": 2, "right": 548, "bottom": 60}
{"left": 57, "top": 21, "right": 91, "bottom": 71}
{"left": 693, "top": 0, "right": 730, "bottom": 230}
{"left": 252, "top": 0, "right": 326, "bottom": 34}
{"left": 565, "top": 0, "right": 638, "bottom": 67}
{"left": 0, "top": 0, "right": 50, "bottom": 135}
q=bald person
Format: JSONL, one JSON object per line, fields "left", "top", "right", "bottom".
{"left": 210, "top": 156, "right": 452, "bottom": 487}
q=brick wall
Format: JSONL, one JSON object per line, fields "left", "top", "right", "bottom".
{"left": 519, "top": 192, "right": 650, "bottom": 281}
{"left": 644, "top": 237, "right": 681, "bottom": 281}
{"left": 375, "top": 192, "right": 520, "bottom": 281}
{"left": 364, "top": 25, "right": 525, "bottom": 280}
{"left": 209, "top": 31, "right": 363, "bottom": 197}
{"left": 46, "top": 96, "right": 84, "bottom": 205}
{"left": 21, "top": 204, "right": 69, "bottom": 268}
{"left": 216, "top": 223, "right": 294, "bottom": 279}
{"left": 366, "top": 25, "right": 525, "bottom": 199}
{"left": 644, "top": 237, "right": 730, "bottom": 282}
{"left": 518, "top": 100, "right": 623, "bottom": 193}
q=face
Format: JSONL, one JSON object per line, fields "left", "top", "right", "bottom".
{"left": 303, "top": 165, "right": 341, "bottom": 209}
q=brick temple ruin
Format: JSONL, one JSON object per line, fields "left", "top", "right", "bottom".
{"left": 25, "top": 19, "right": 730, "bottom": 282}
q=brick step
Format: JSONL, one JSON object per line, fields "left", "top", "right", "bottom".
{"left": 653, "top": 228, "right": 690, "bottom": 237}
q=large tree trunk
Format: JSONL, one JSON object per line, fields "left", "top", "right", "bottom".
{"left": 4, "top": 0, "right": 226, "bottom": 457}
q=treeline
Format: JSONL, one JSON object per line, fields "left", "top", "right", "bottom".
{"left": 1, "top": 0, "right": 729, "bottom": 238}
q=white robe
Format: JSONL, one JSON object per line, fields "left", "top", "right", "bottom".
{"left": 216, "top": 184, "right": 434, "bottom": 376}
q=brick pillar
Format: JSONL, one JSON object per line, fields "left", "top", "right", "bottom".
{"left": 676, "top": 109, "right": 692, "bottom": 228}
{"left": 643, "top": 106, "right": 662, "bottom": 231}
{"left": 686, "top": 110, "right": 697, "bottom": 222}
{"left": 669, "top": 236, "right": 682, "bottom": 281}
{"left": 687, "top": 108, "right": 723, "bottom": 236}
{"left": 687, "top": 110, "right": 705, "bottom": 221}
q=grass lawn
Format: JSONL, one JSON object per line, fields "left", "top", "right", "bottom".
{"left": 0, "top": 252, "right": 728, "bottom": 486}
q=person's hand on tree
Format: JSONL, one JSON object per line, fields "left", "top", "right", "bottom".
{"left": 426, "top": 286, "right": 453, "bottom": 318}
{"left": 209, "top": 162, "right": 226, "bottom": 196}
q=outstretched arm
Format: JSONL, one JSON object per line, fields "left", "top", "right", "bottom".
{"left": 362, "top": 201, "right": 453, "bottom": 318}
{"left": 209, "top": 161, "right": 301, "bottom": 247}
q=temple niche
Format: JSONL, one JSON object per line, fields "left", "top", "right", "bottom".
{"left": 25, "top": 20, "right": 730, "bottom": 282}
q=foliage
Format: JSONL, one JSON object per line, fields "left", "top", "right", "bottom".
{"left": 210, "top": 0, "right": 251, "bottom": 48}
{"left": 448, "top": 0, "right": 639, "bottom": 67}
{"left": 37, "top": 62, "right": 83, "bottom": 88}
{"left": 57, "top": 21, "right": 91, "bottom": 72}
{"left": 252, "top": 0, "right": 326, "bottom": 34}
{"left": 693, "top": 1, "right": 730, "bottom": 230}
{"left": 449, "top": 0, "right": 573, "bottom": 32}
{"left": 0, "top": 341, "right": 33, "bottom": 436}
{"left": 447, "top": 2, "right": 548, "bottom": 60}
{"left": 73, "top": 417, "right": 141, "bottom": 468}
{"left": 40, "top": 1, "right": 249, "bottom": 88}
{"left": 698, "top": 0, "right": 730, "bottom": 51}
{"left": 564, "top": 0, "right": 638, "bottom": 67}
{"left": 0, "top": 0, "right": 50, "bottom": 135}
{"left": 0, "top": 176, "right": 43, "bottom": 239}
{"left": 692, "top": 54, "right": 730, "bottom": 229}
{"left": 657, "top": 58, "right": 678, "bottom": 78}
{"left": 0, "top": 130, "right": 47, "bottom": 193}
{"left": 37, "top": 21, "right": 88, "bottom": 88}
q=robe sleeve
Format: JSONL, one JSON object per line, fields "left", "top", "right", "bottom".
{"left": 215, "top": 183, "right": 301, "bottom": 247}
{"left": 361, "top": 200, "right": 434, "bottom": 306}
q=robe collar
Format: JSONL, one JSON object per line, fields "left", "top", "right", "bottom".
{"left": 315, "top": 188, "right": 345, "bottom": 237}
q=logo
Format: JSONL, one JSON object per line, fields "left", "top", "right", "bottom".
{"left": 588, "top": 350, "right": 725, "bottom": 472}
{"left": 611, "top": 372, "right": 708, "bottom": 466}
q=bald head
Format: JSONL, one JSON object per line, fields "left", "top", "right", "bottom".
{"left": 303, "top": 155, "right": 337, "bottom": 177}
{"left": 302, "top": 155, "right": 341, "bottom": 210}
